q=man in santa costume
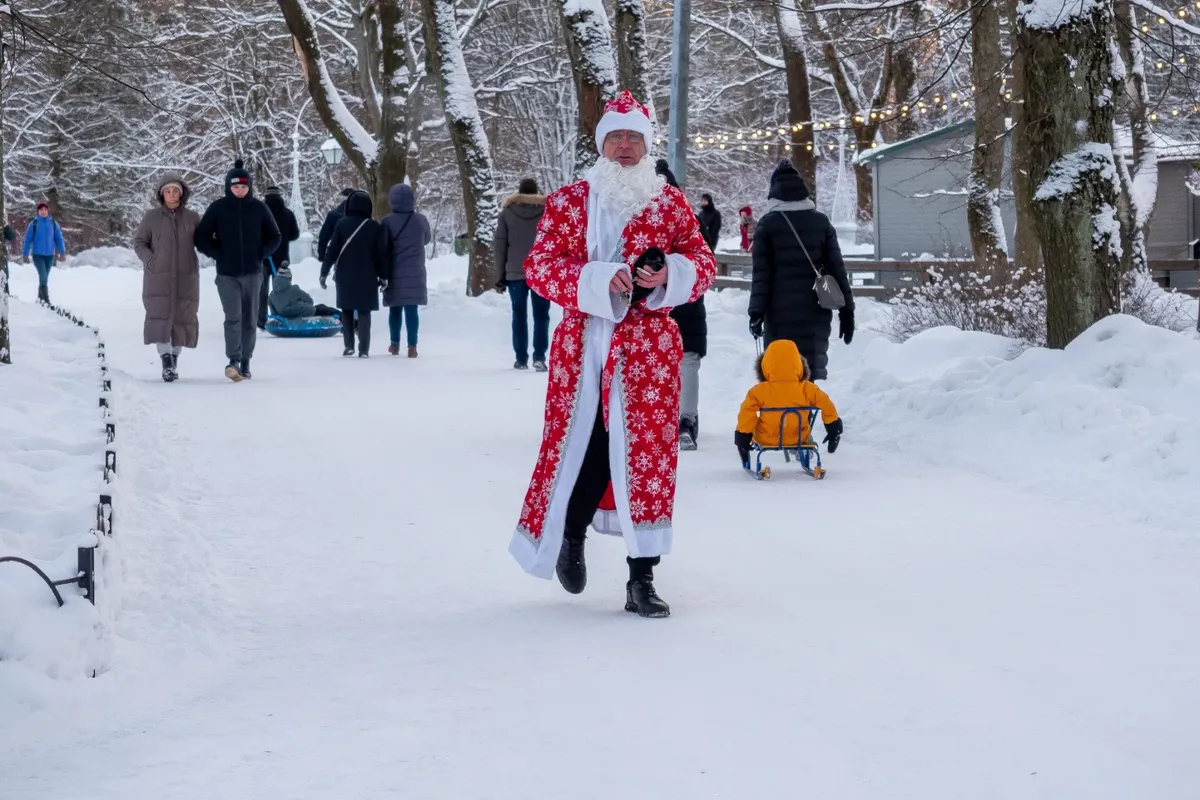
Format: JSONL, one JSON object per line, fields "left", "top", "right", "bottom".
{"left": 508, "top": 90, "right": 717, "bottom": 618}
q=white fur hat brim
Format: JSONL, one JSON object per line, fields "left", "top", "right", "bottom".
{"left": 595, "top": 109, "right": 654, "bottom": 155}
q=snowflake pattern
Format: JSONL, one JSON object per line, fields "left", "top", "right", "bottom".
{"left": 515, "top": 181, "right": 716, "bottom": 541}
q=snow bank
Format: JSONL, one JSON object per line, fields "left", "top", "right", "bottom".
{"left": 62, "top": 247, "right": 142, "bottom": 270}
{"left": 843, "top": 314, "right": 1200, "bottom": 528}
{"left": 0, "top": 300, "right": 112, "bottom": 686}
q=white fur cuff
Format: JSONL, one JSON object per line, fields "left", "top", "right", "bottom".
{"left": 645, "top": 253, "right": 698, "bottom": 310}
{"left": 578, "top": 261, "right": 631, "bottom": 322}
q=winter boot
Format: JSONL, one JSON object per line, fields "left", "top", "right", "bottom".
{"left": 514, "top": 361, "right": 529, "bottom": 371}
{"left": 358, "top": 351, "right": 370, "bottom": 358}
{"left": 225, "top": 359, "right": 243, "bottom": 383}
{"left": 37, "top": 285, "right": 49, "bottom": 304}
{"left": 170, "top": 353, "right": 179, "bottom": 380}
{"left": 388, "top": 344, "right": 400, "bottom": 356}
{"left": 343, "top": 347, "right": 355, "bottom": 357}
{"left": 556, "top": 530, "right": 587, "bottom": 594}
{"left": 679, "top": 416, "right": 698, "bottom": 452}
{"left": 240, "top": 359, "right": 251, "bottom": 379}
{"left": 532, "top": 360, "right": 548, "bottom": 373}
{"left": 625, "top": 557, "right": 670, "bottom": 618}
{"left": 161, "top": 353, "right": 176, "bottom": 383}
{"left": 407, "top": 346, "right": 418, "bottom": 358}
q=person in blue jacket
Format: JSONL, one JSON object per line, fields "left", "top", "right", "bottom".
{"left": 24, "top": 201, "right": 67, "bottom": 303}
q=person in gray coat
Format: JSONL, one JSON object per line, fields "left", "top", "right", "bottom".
{"left": 268, "top": 266, "right": 316, "bottom": 319}
{"left": 378, "top": 183, "right": 431, "bottom": 357}
{"left": 493, "top": 178, "right": 548, "bottom": 371}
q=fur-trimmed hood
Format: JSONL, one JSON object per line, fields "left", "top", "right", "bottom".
{"left": 756, "top": 339, "right": 810, "bottom": 383}
{"left": 502, "top": 192, "right": 546, "bottom": 209}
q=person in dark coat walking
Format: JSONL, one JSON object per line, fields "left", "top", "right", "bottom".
{"left": 748, "top": 160, "right": 854, "bottom": 381}
{"left": 493, "top": 178, "right": 549, "bottom": 371}
{"left": 320, "top": 190, "right": 383, "bottom": 357}
{"left": 379, "top": 183, "right": 431, "bottom": 357}
{"left": 317, "top": 188, "right": 355, "bottom": 262}
{"left": 260, "top": 187, "right": 301, "bottom": 329}
{"left": 655, "top": 160, "right": 707, "bottom": 449}
{"left": 194, "top": 159, "right": 283, "bottom": 382}
{"left": 697, "top": 193, "right": 722, "bottom": 252}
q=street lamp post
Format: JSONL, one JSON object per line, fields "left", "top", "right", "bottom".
{"left": 666, "top": 0, "right": 691, "bottom": 188}
{"left": 321, "top": 138, "right": 344, "bottom": 166}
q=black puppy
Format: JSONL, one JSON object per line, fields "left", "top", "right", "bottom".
{"left": 627, "top": 246, "right": 667, "bottom": 306}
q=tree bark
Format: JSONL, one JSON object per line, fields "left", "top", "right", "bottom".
{"left": 418, "top": 0, "right": 499, "bottom": 297}
{"left": 1114, "top": 0, "right": 1155, "bottom": 275}
{"left": 557, "top": 0, "right": 618, "bottom": 176}
{"left": 1007, "top": 0, "right": 1041, "bottom": 279}
{"left": 0, "top": 25, "right": 9, "bottom": 365}
{"left": 774, "top": 0, "right": 817, "bottom": 198}
{"left": 375, "top": 0, "right": 410, "bottom": 215}
{"left": 1019, "top": 1, "right": 1123, "bottom": 348}
{"left": 614, "top": 0, "right": 651, "bottom": 112}
{"left": 966, "top": 0, "right": 1008, "bottom": 273}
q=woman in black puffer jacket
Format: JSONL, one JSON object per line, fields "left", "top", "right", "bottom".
{"left": 748, "top": 160, "right": 854, "bottom": 381}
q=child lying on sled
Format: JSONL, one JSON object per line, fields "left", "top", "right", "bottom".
{"left": 734, "top": 339, "right": 843, "bottom": 467}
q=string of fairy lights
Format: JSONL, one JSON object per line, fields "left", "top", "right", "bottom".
{"left": 660, "top": 5, "right": 1200, "bottom": 156}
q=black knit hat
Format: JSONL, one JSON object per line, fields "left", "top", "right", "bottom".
{"left": 265, "top": 185, "right": 283, "bottom": 196}
{"left": 226, "top": 158, "right": 252, "bottom": 191}
{"left": 655, "top": 158, "right": 679, "bottom": 188}
{"left": 518, "top": 178, "right": 540, "bottom": 195}
{"left": 768, "top": 159, "right": 810, "bottom": 201}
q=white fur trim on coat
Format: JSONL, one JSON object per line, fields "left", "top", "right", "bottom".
{"left": 644, "top": 253, "right": 698, "bottom": 310}
{"left": 578, "top": 261, "right": 631, "bottom": 322}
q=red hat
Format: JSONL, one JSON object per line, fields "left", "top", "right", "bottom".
{"left": 36, "top": 201, "right": 49, "bottom": 211}
{"left": 595, "top": 90, "right": 654, "bottom": 156}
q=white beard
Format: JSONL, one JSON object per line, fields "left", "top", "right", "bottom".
{"left": 585, "top": 156, "right": 665, "bottom": 221}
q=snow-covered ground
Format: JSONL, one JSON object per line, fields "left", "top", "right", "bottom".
{"left": 2, "top": 253, "right": 1198, "bottom": 798}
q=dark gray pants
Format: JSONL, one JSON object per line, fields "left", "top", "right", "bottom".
{"left": 216, "top": 273, "right": 262, "bottom": 363}
{"left": 341, "top": 308, "right": 371, "bottom": 354}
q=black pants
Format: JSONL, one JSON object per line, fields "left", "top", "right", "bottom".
{"left": 341, "top": 309, "right": 372, "bottom": 354}
{"left": 564, "top": 402, "right": 660, "bottom": 578}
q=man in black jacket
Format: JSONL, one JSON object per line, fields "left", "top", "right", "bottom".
{"left": 748, "top": 159, "right": 854, "bottom": 381}
{"left": 195, "top": 159, "right": 283, "bottom": 382}
{"left": 260, "top": 187, "right": 301, "bottom": 329}
{"left": 317, "top": 188, "right": 355, "bottom": 262}
{"left": 697, "top": 193, "right": 722, "bottom": 252}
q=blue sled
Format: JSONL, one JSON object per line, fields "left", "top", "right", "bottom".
{"left": 265, "top": 314, "right": 342, "bottom": 338}
{"left": 743, "top": 407, "right": 827, "bottom": 481}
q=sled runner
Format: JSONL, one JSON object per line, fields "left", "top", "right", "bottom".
{"left": 742, "top": 406, "right": 826, "bottom": 481}
{"left": 264, "top": 314, "right": 342, "bottom": 338}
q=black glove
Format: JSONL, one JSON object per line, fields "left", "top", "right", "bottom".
{"left": 629, "top": 247, "right": 666, "bottom": 305}
{"left": 839, "top": 308, "right": 855, "bottom": 345}
{"left": 823, "top": 417, "right": 843, "bottom": 454}
{"left": 734, "top": 430, "right": 753, "bottom": 466}
{"left": 495, "top": 277, "right": 508, "bottom": 294}
{"left": 319, "top": 276, "right": 328, "bottom": 290}
{"left": 749, "top": 316, "right": 764, "bottom": 339}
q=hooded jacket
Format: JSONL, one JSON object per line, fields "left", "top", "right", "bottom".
{"left": 321, "top": 190, "right": 384, "bottom": 312}
{"left": 268, "top": 269, "right": 315, "bottom": 318}
{"left": 736, "top": 339, "right": 838, "bottom": 448}
{"left": 194, "top": 171, "right": 282, "bottom": 277}
{"left": 379, "top": 184, "right": 432, "bottom": 307}
{"left": 133, "top": 172, "right": 202, "bottom": 347}
{"left": 263, "top": 193, "right": 300, "bottom": 270}
{"left": 493, "top": 193, "right": 547, "bottom": 283}
{"left": 748, "top": 164, "right": 853, "bottom": 381}
{"left": 697, "top": 202, "right": 722, "bottom": 252}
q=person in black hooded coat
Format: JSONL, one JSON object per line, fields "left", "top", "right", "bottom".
{"left": 317, "top": 188, "right": 355, "bottom": 262}
{"left": 656, "top": 159, "right": 707, "bottom": 449}
{"left": 260, "top": 187, "right": 301, "bottom": 328}
{"left": 748, "top": 160, "right": 854, "bottom": 381}
{"left": 320, "top": 190, "right": 384, "bottom": 356}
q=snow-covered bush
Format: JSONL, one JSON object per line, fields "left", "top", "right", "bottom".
{"left": 1121, "top": 271, "right": 1198, "bottom": 334}
{"left": 886, "top": 264, "right": 1046, "bottom": 346}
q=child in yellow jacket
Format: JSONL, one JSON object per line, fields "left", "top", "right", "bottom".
{"left": 735, "top": 339, "right": 843, "bottom": 467}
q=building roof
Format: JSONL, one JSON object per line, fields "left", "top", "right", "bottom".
{"left": 856, "top": 117, "right": 1200, "bottom": 166}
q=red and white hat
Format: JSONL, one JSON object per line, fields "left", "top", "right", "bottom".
{"left": 595, "top": 90, "right": 654, "bottom": 155}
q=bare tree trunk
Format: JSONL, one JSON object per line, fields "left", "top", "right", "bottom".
{"left": 1018, "top": 1, "right": 1123, "bottom": 348}
{"left": 419, "top": 0, "right": 499, "bottom": 297}
{"left": 614, "top": 0, "right": 651, "bottom": 111}
{"left": 0, "top": 29, "right": 9, "bottom": 365}
{"left": 1007, "top": 0, "right": 1041, "bottom": 278}
{"left": 966, "top": 0, "right": 1008, "bottom": 272}
{"left": 280, "top": 0, "right": 409, "bottom": 212}
{"left": 774, "top": 0, "right": 817, "bottom": 197}
{"left": 557, "top": 0, "right": 618, "bottom": 176}
{"left": 890, "top": 44, "right": 920, "bottom": 141}
{"left": 1114, "top": 0, "right": 1155, "bottom": 276}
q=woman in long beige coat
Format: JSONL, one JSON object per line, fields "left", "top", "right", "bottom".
{"left": 133, "top": 172, "right": 201, "bottom": 382}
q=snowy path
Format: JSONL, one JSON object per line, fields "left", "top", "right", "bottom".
{"left": 2, "top": 263, "right": 1197, "bottom": 798}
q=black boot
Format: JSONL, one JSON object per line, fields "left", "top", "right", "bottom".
{"left": 225, "top": 359, "right": 243, "bottom": 382}
{"left": 240, "top": 359, "right": 251, "bottom": 379}
{"left": 679, "top": 416, "right": 698, "bottom": 451}
{"left": 170, "top": 353, "right": 179, "bottom": 379}
{"left": 556, "top": 530, "right": 587, "bottom": 594}
{"left": 161, "top": 353, "right": 176, "bottom": 382}
{"left": 625, "top": 557, "right": 669, "bottom": 618}
{"left": 37, "top": 285, "right": 48, "bottom": 304}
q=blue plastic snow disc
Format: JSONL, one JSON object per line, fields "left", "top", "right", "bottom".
{"left": 265, "top": 315, "right": 342, "bottom": 338}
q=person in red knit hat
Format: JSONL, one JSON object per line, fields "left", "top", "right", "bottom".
{"left": 507, "top": 91, "right": 717, "bottom": 618}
